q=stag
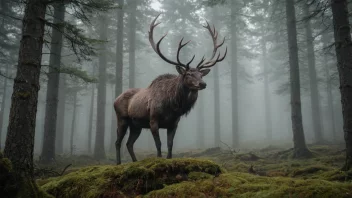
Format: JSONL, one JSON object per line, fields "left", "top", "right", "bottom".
{"left": 114, "top": 14, "right": 227, "bottom": 164}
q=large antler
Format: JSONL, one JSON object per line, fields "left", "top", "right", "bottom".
{"left": 196, "top": 21, "right": 227, "bottom": 70}
{"left": 149, "top": 14, "right": 195, "bottom": 70}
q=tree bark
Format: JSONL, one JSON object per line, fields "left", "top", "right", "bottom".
{"left": 230, "top": 1, "right": 239, "bottom": 148}
{"left": 213, "top": 66, "right": 220, "bottom": 146}
{"left": 322, "top": 32, "right": 337, "bottom": 142}
{"left": 70, "top": 91, "right": 77, "bottom": 156}
{"left": 0, "top": 64, "right": 8, "bottom": 150}
{"left": 303, "top": 3, "right": 324, "bottom": 143}
{"left": 197, "top": 92, "right": 205, "bottom": 149}
{"left": 88, "top": 64, "right": 96, "bottom": 154}
{"left": 55, "top": 73, "right": 66, "bottom": 154}
{"left": 94, "top": 14, "right": 108, "bottom": 160}
{"left": 330, "top": 0, "right": 352, "bottom": 170}
{"left": 4, "top": 0, "right": 47, "bottom": 178}
{"left": 128, "top": 0, "right": 137, "bottom": 88}
{"left": 285, "top": 0, "right": 311, "bottom": 158}
{"left": 110, "top": 0, "right": 124, "bottom": 153}
{"left": 40, "top": 2, "right": 65, "bottom": 164}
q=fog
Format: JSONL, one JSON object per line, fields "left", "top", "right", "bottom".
{"left": 0, "top": 0, "right": 344, "bottom": 160}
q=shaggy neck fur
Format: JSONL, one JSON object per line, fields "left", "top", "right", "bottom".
{"left": 148, "top": 73, "right": 198, "bottom": 116}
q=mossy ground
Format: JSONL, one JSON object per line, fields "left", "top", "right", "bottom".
{"left": 38, "top": 158, "right": 222, "bottom": 197}
{"left": 37, "top": 144, "right": 352, "bottom": 197}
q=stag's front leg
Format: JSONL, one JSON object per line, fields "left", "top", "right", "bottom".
{"left": 166, "top": 125, "right": 177, "bottom": 159}
{"left": 150, "top": 119, "right": 162, "bottom": 157}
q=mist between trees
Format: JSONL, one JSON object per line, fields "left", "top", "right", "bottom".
{"left": 0, "top": 0, "right": 351, "bottom": 173}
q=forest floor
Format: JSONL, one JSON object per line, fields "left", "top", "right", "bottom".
{"left": 32, "top": 144, "right": 352, "bottom": 197}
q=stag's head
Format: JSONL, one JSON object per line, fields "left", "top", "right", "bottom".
{"left": 148, "top": 14, "right": 227, "bottom": 91}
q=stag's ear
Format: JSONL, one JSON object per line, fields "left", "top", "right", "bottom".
{"left": 200, "top": 69, "right": 210, "bottom": 76}
{"left": 176, "top": 66, "right": 186, "bottom": 75}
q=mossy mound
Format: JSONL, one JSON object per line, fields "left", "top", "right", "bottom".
{"left": 146, "top": 172, "right": 352, "bottom": 198}
{"left": 39, "top": 158, "right": 223, "bottom": 197}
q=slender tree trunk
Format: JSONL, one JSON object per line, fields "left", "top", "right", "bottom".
{"left": 213, "top": 67, "right": 220, "bottom": 146}
{"left": 261, "top": 34, "right": 272, "bottom": 142}
{"left": 88, "top": 64, "right": 96, "bottom": 154}
{"left": 110, "top": 0, "right": 124, "bottom": 153}
{"left": 3, "top": 3, "right": 47, "bottom": 197}
{"left": 70, "top": 92, "right": 77, "bottom": 156}
{"left": 211, "top": 7, "right": 221, "bottom": 147}
{"left": 197, "top": 92, "right": 205, "bottom": 149}
{"left": 0, "top": 0, "right": 8, "bottom": 150}
{"left": 303, "top": 3, "right": 324, "bottom": 143}
{"left": 230, "top": 1, "right": 239, "bottom": 148}
{"left": 322, "top": 32, "right": 337, "bottom": 142}
{"left": 0, "top": 64, "right": 8, "bottom": 150}
{"left": 55, "top": 73, "right": 66, "bottom": 154}
{"left": 128, "top": 0, "right": 137, "bottom": 88}
{"left": 285, "top": 0, "right": 311, "bottom": 158}
{"left": 330, "top": 0, "right": 352, "bottom": 170}
{"left": 40, "top": 2, "right": 65, "bottom": 164}
{"left": 94, "top": 14, "right": 108, "bottom": 160}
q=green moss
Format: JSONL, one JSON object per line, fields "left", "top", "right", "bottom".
{"left": 188, "top": 172, "right": 214, "bottom": 180}
{"left": 17, "top": 91, "right": 31, "bottom": 99}
{"left": 40, "top": 158, "right": 223, "bottom": 197}
{"left": 146, "top": 172, "right": 352, "bottom": 198}
{"left": 291, "top": 165, "right": 331, "bottom": 177}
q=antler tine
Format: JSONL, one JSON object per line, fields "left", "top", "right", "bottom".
{"left": 149, "top": 14, "right": 189, "bottom": 68}
{"left": 198, "top": 46, "right": 228, "bottom": 69}
{"left": 196, "top": 55, "right": 206, "bottom": 68}
{"left": 186, "top": 55, "right": 196, "bottom": 67}
{"left": 176, "top": 38, "right": 193, "bottom": 69}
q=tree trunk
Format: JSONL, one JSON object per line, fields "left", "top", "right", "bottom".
{"left": 330, "top": 0, "right": 352, "bottom": 170}
{"left": 4, "top": 0, "right": 46, "bottom": 178}
{"left": 88, "top": 64, "right": 96, "bottom": 154}
{"left": 303, "top": 3, "right": 324, "bottom": 143}
{"left": 55, "top": 73, "right": 66, "bottom": 154}
{"left": 213, "top": 67, "right": 220, "bottom": 146}
{"left": 70, "top": 92, "right": 77, "bottom": 156}
{"left": 261, "top": 34, "right": 272, "bottom": 142}
{"left": 40, "top": 2, "right": 65, "bottom": 164}
{"left": 285, "top": 0, "right": 311, "bottom": 158}
{"left": 0, "top": 64, "right": 8, "bottom": 150}
{"left": 211, "top": 7, "right": 221, "bottom": 147}
{"left": 0, "top": 0, "right": 8, "bottom": 150}
{"left": 230, "top": 1, "right": 239, "bottom": 148}
{"left": 94, "top": 14, "right": 108, "bottom": 160}
{"left": 110, "top": 0, "right": 124, "bottom": 153}
{"left": 128, "top": 0, "right": 137, "bottom": 88}
{"left": 197, "top": 92, "right": 205, "bottom": 149}
{"left": 322, "top": 32, "right": 337, "bottom": 142}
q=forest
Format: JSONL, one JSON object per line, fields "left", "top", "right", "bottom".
{"left": 0, "top": 0, "right": 352, "bottom": 197}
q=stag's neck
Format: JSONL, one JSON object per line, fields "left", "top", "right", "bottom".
{"left": 173, "top": 76, "right": 198, "bottom": 116}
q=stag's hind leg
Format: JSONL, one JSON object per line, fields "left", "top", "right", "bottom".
{"left": 115, "top": 118, "right": 128, "bottom": 165}
{"left": 126, "top": 124, "right": 142, "bottom": 162}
